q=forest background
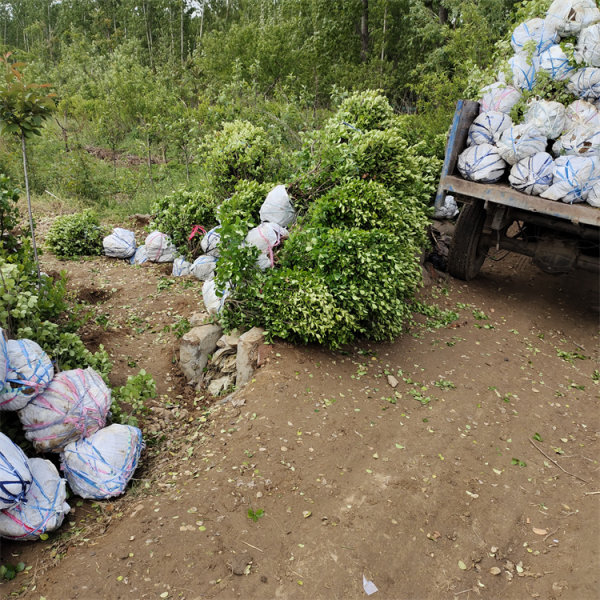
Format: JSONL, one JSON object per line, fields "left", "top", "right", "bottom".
{"left": 0, "top": 0, "right": 526, "bottom": 213}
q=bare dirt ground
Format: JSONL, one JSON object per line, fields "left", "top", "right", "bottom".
{"left": 1, "top": 228, "right": 599, "bottom": 600}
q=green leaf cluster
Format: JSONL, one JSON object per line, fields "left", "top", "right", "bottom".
{"left": 217, "top": 91, "right": 436, "bottom": 348}
{"left": 45, "top": 210, "right": 106, "bottom": 259}
{"left": 110, "top": 369, "right": 157, "bottom": 427}
{"left": 0, "top": 173, "right": 20, "bottom": 252}
{"left": 152, "top": 189, "right": 219, "bottom": 257}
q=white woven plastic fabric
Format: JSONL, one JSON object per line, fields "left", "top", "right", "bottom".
{"left": 524, "top": 100, "right": 566, "bottom": 139}
{"left": 259, "top": 185, "right": 296, "bottom": 228}
{"left": 545, "top": 0, "right": 600, "bottom": 36}
{"left": 553, "top": 124, "right": 600, "bottom": 157}
{"left": 0, "top": 458, "right": 69, "bottom": 540}
{"left": 511, "top": 18, "right": 559, "bottom": 55}
{"left": 0, "top": 328, "right": 7, "bottom": 390}
{"left": 433, "top": 195, "right": 459, "bottom": 219}
{"left": 563, "top": 99, "right": 600, "bottom": 132}
{"left": 468, "top": 111, "right": 513, "bottom": 146}
{"left": 508, "top": 54, "right": 538, "bottom": 90}
{"left": 60, "top": 424, "right": 144, "bottom": 500}
{"left": 577, "top": 24, "right": 600, "bottom": 66}
{"left": 497, "top": 124, "right": 547, "bottom": 165}
{"left": 19, "top": 368, "right": 111, "bottom": 453}
{"left": 567, "top": 67, "right": 600, "bottom": 100}
{"left": 509, "top": 152, "right": 555, "bottom": 195}
{"left": 191, "top": 255, "right": 217, "bottom": 281}
{"left": 172, "top": 257, "right": 192, "bottom": 277}
{"left": 130, "top": 245, "right": 148, "bottom": 265}
{"left": 145, "top": 232, "right": 177, "bottom": 263}
{"left": 0, "top": 432, "right": 32, "bottom": 509}
{"left": 0, "top": 339, "right": 54, "bottom": 412}
{"left": 540, "top": 155, "right": 600, "bottom": 202}
{"left": 202, "top": 280, "right": 229, "bottom": 315}
{"left": 457, "top": 144, "right": 507, "bottom": 183}
{"left": 537, "top": 45, "right": 574, "bottom": 81}
{"left": 201, "top": 227, "right": 221, "bottom": 257}
{"left": 102, "top": 228, "right": 136, "bottom": 259}
{"left": 479, "top": 83, "right": 522, "bottom": 114}
{"left": 245, "top": 223, "right": 289, "bottom": 270}
{"left": 587, "top": 181, "right": 600, "bottom": 206}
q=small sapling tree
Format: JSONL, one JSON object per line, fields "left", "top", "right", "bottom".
{"left": 0, "top": 53, "right": 55, "bottom": 280}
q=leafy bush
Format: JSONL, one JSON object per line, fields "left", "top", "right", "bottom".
{"left": 199, "top": 120, "right": 276, "bottom": 199}
{"left": 152, "top": 188, "right": 219, "bottom": 256}
{"left": 45, "top": 210, "right": 106, "bottom": 258}
{"left": 217, "top": 179, "right": 274, "bottom": 228}
{"left": 111, "top": 369, "right": 156, "bottom": 427}
{"left": 216, "top": 91, "right": 433, "bottom": 348}
{"left": 0, "top": 174, "right": 19, "bottom": 252}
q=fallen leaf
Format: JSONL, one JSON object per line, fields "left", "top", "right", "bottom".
{"left": 532, "top": 527, "right": 547, "bottom": 535}
{"left": 303, "top": 511, "right": 312, "bottom": 519}
{"left": 489, "top": 567, "right": 501, "bottom": 575}
{"left": 458, "top": 560, "right": 467, "bottom": 570}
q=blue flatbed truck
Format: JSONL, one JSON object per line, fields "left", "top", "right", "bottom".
{"left": 434, "top": 100, "right": 600, "bottom": 280}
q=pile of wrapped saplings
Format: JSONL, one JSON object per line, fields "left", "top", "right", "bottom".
{"left": 102, "top": 185, "right": 297, "bottom": 316}
{"left": 458, "top": 0, "right": 600, "bottom": 206}
{"left": 0, "top": 330, "right": 144, "bottom": 541}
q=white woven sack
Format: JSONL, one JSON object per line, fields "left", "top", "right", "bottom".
{"left": 60, "top": 424, "right": 144, "bottom": 500}
{"left": 540, "top": 155, "right": 600, "bottom": 202}
{"left": 497, "top": 124, "right": 547, "bottom": 166}
{"left": 553, "top": 124, "right": 600, "bottom": 157}
{"left": 545, "top": 0, "right": 600, "bottom": 36}
{"left": 191, "top": 255, "right": 217, "bottom": 281}
{"left": 537, "top": 45, "right": 575, "bottom": 81}
{"left": 0, "top": 339, "right": 54, "bottom": 412}
{"left": 259, "top": 185, "right": 296, "bottom": 228}
{"left": 201, "top": 227, "right": 221, "bottom": 257}
{"left": 102, "top": 228, "right": 136, "bottom": 259}
{"left": 433, "top": 195, "right": 459, "bottom": 219}
{"left": 468, "top": 111, "right": 513, "bottom": 146}
{"left": 245, "top": 223, "right": 289, "bottom": 270}
{"left": 587, "top": 181, "right": 600, "bottom": 206}
{"left": 511, "top": 18, "right": 559, "bottom": 55}
{"left": 479, "top": 83, "right": 522, "bottom": 114}
{"left": 130, "top": 245, "right": 148, "bottom": 265}
{"left": 19, "top": 368, "right": 111, "bottom": 453}
{"left": 0, "top": 458, "right": 69, "bottom": 540}
{"left": 524, "top": 100, "right": 566, "bottom": 139}
{"left": 145, "top": 232, "right": 177, "bottom": 263}
{"left": 202, "top": 280, "right": 229, "bottom": 315}
{"left": 457, "top": 144, "right": 507, "bottom": 183}
{"left": 567, "top": 68, "right": 600, "bottom": 100}
{"left": 0, "top": 432, "right": 32, "bottom": 509}
{"left": 508, "top": 54, "right": 538, "bottom": 90}
{"left": 509, "top": 152, "right": 555, "bottom": 195}
{"left": 0, "top": 328, "right": 7, "bottom": 389}
{"left": 577, "top": 24, "right": 600, "bottom": 66}
{"left": 172, "top": 257, "right": 192, "bottom": 277}
{"left": 563, "top": 100, "right": 600, "bottom": 132}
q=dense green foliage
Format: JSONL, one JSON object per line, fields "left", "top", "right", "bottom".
{"left": 45, "top": 209, "right": 106, "bottom": 258}
{"left": 215, "top": 92, "right": 438, "bottom": 347}
{"left": 111, "top": 369, "right": 157, "bottom": 427}
{"left": 0, "top": 0, "right": 520, "bottom": 210}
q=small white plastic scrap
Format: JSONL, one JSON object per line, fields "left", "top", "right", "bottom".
{"left": 362, "top": 575, "right": 378, "bottom": 596}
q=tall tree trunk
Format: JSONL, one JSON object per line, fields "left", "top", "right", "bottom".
{"left": 360, "top": 0, "right": 369, "bottom": 62}
{"left": 146, "top": 132, "right": 153, "bottom": 187}
{"left": 21, "top": 134, "right": 41, "bottom": 283}
{"left": 380, "top": 2, "right": 387, "bottom": 62}
{"left": 439, "top": 5, "right": 448, "bottom": 25}
{"left": 181, "top": 0, "right": 185, "bottom": 63}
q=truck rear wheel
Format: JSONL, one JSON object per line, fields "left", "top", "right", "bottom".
{"left": 447, "top": 201, "right": 488, "bottom": 281}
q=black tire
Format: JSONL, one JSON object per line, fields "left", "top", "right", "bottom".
{"left": 447, "top": 201, "right": 488, "bottom": 281}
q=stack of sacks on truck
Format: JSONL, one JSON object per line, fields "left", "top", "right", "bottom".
{"left": 458, "top": 0, "right": 600, "bottom": 206}
{"left": 0, "top": 327, "right": 144, "bottom": 541}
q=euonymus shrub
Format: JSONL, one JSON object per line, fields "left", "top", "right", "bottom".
{"left": 214, "top": 91, "right": 441, "bottom": 348}
{"left": 46, "top": 209, "right": 106, "bottom": 258}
